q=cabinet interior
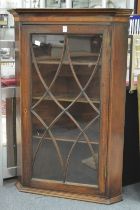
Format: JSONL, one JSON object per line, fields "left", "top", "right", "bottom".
{"left": 30, "top": 34, "right": 102, "bottom": 186}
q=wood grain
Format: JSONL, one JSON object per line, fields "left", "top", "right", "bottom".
{"left": 10, "top": 8, "right": 131, "bottom": 204}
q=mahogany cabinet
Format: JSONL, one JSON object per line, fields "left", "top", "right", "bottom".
{"left": 9, "top": 9, "right": 131, "bottom": 204}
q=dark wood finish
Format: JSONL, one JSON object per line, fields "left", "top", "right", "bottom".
{"left": 9, "top": 9, "right": 132, "bottom": 204}
{"left": 106, "top": 23, "right": 129, "bottom": 197}
{"left": 16, "top": 181, "right": 122, "bottom": 204}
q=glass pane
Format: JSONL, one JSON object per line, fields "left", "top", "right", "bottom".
{"left": 72, "top": 0, "right": 103, "bottom": 8}
{"left": 46, "top": 0, "right": 61, "bottom": 8}
{"left": 89, "top": 0, "right": 102, "bottom": 8}
{"left": 72, "top": 0, "right": 89, "bottom": 8}
{"left": 31, "top": 33, "right": 102, "bottom": 186}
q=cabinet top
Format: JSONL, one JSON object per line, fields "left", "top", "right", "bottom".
{"left": 9, "top": 8, "right": 132, "bottom": 23}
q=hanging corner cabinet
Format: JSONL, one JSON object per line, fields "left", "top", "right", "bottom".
{"left": 9, "top": 8, "right": 132, "bottom": 204}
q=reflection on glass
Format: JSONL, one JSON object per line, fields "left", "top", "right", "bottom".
{"left": 72, "top": 0, "right": 89, "bottom": 8}
{"left": 89, "top": 0, "right": 102, "bottom": 8}
{"left": 31, "top": 33, "right": 102, "bottom": 186}
{"left": 45, "top": 0, "right": 61, "bottom": 8}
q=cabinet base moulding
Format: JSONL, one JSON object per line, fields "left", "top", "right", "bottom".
{"left": 16, "top": 181, "right": 122, "bottom": 204}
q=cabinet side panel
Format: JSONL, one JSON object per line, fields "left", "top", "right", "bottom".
{"left": 98, "top": 28, "right": 111, "bottom": 194}
{"left": 107, "top": 23, "right": 128, "bottom": 196}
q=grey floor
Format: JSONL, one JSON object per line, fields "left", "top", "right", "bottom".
{"left": 0, "top": 179, "right": 140, "bottom": 210}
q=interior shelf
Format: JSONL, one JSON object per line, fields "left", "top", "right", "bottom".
{"left": 32, "top": 95, "right": 100, "bottom": 104}
{"left": 35, "top": 51, "right": 99, "bottom": 59}
{"left": 32, "top": 135, "right": 99, "bottom": 145}
{"left": 35, "top": 52, "right": 101, "bottom": 66}
{"left": 36, "top": 59, "right": 101, "bottom": 66}
{"left": 32, "top": 117, "right": 100, "bottom": 144}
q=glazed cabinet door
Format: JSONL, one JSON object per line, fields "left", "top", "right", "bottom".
{"left": 20, "top": 24, "right": 111, "bottom": 196}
